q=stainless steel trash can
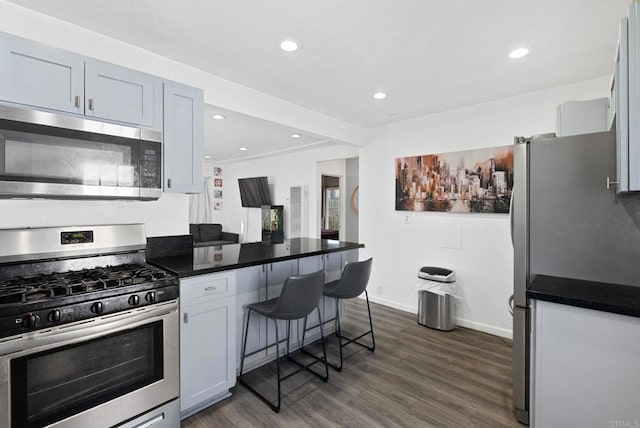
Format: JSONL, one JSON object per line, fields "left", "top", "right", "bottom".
{"left": 416, "top": 266, "right": 456, "bottom": 331}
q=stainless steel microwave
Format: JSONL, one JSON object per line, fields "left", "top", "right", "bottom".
{"left": 0, "top": 104, "right": 162, "bottom": 200}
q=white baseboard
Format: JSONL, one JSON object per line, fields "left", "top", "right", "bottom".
{"left": 364, "top": 295, "right": 513, "bottom": 339}
{"left": 456, "top": 318, "right": 512, "bottom": 339}
{"left": 365, "top": 295, "right": 417, "bottom": 314}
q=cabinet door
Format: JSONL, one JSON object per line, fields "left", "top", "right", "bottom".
{"left": 180, "top": 296, "right": 236, "bottom": 414}
{"left": 163, "top": 81, "right": 203, "bottom": 193}
{"left": 0, "top": 35, "right": 83, "bottom": 114}
{"left": 532, "top": 301, "right": 640, "bottom": 426}
{"left": 85, "top": 59, "right": 158, "bottom": 127}
{"left": 617, "top": 17, "right": 630, "bottom": 192}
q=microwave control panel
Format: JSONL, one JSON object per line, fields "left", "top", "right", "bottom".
{"left": 140, "top": 141, "right": 161, "bottom": 189}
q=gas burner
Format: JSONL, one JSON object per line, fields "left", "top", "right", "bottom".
{"left": 0, "top": 263, "right": 175, "bottom": 306}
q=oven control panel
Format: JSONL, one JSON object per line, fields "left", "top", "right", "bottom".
{"left": 61, "top": 230, "right": 94, "bottom": 245}
{"left": 0, "top": 284, "right": 178, "bottom": 338}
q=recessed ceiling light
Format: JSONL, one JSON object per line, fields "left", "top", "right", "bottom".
{"left": 508, "top": 48, "right": 529, "bottom": 59}
{"left": 279, "top": 39, "right": 299, "bottom": 52}
{"left": 373, "top": 92, "right": 387, "bottom": 100}
{"left": 212, "top": 114, "right": 225, "bottom": 120}
{"left": 239, "top": 147, "right": 248, "bottom": 151}
{"left": 291, "top": 133, "right": 301, "bottom": 139}
{"left": 204, "top": 155, "right": 211, "bottom": 159}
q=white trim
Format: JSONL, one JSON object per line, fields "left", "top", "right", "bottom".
{"left": 456, "top": 318, "right": 512, "bottom": 339}
{"left": 366, "top": 294, "right": 416, "bottom": 314}
{"left": 363, "top": 295, "right": 513, "bottom": 339}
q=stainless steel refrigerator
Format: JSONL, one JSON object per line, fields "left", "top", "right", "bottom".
{"left": 511, "top": 130, "right": 640, "bottom": 425}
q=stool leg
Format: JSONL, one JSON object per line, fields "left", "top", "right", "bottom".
{"left": 239, "top": 309, "right": 253, "bottom": 377}
{"left": 285, "top": 320, "right": 291, "bottom": 356}
{"left": 331, "top": 299, "right": 344, "bottom": 372}
{"left": 274, "top": 318, "right": 281, "bottom": 413}
{"left": 316, "top": 306, "right": 329, "bottom": 381}
{"left": 301, "top": 314, "right": 308, "bottom": 350}
{"left": 365, "top": 289, "right": 376, "bottom": 351}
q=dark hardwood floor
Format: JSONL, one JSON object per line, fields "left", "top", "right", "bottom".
{"left": 182, "top": 299, "right": 522, "bottom": 427}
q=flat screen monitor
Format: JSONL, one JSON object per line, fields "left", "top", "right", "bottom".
{"left": 238, "top": 176, "right": 271, "bottom": 208}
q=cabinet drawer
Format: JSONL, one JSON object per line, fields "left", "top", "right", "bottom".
{"left": 180, "top": 272, "right": 236, "bottom": 306}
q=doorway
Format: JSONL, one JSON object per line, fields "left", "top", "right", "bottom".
{"left": 321, "top": 175, "right": 340, "bottom": 240}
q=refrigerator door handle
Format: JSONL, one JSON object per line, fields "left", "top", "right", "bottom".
{"left": 510, "top": 185, "right": 515, "bottom": 247}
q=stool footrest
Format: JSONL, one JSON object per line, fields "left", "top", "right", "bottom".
{"left": 339, "top": 330, "right": 375, "bottom": 351}
{"left": 237, "top": 377, "right": 281, "bottom": 413}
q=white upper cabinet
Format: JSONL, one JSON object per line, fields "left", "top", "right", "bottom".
{"left": 615, "top": 16, "right": 630, "bottom": 193}
{"left": 0, "top": 36, "right": 84, "bottom": 115}
{"left": 85, "top": 59, "right": 160, "bottom": 128}
{"left": 0, "top": 33, "right": 161, "bottom": 130}
{"left": 163, "top": 81, "right": 204, "bottom": 193}
{"left": 617, "top": 3, "right": 640, "bottom": 193}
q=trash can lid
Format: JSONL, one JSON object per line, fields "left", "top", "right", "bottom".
{"left": 418, "top": 266, "right": 455, "bottom": 282}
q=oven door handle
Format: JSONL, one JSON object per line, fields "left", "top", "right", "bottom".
{"left": 0, "top": 301, "right": 178, "bottom": 357}
{"left": 134, "top": 413, "right": 165, "bottom": 428}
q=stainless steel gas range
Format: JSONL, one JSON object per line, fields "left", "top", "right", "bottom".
{"left": 0, "top": 224, "right": 180, "bottom": 428}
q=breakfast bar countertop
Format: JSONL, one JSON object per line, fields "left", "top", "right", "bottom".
{"left": 148, "top": 237, "right": 364, "bottom": 278}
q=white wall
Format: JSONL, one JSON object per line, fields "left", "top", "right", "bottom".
{"left": 360, "top": 76, "right": 610, "bottom": 338}
{"left": 220, "top": 145, "right": 358, "bottom": 243}
{"left": 0, "top": 194, "right": 189, "bottom": 237}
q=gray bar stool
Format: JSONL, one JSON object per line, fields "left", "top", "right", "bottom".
{"left": 304, "top": 258, "right": 374, "bottom": 372}
{"left": 238, "top": 269, "right": 328, "bottom": 413}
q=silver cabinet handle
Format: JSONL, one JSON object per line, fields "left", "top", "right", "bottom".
{"left": 606, "top": 176, "right": 620, "bottom": 190}
{"left": 74, "top": 96, "right": 81, "bottom": 108}
{"left": 88, "top": 98, "right": 95, "bottom": 111}
{"left": 205, "top": 286, "right": 217, "bottom": 291}
{"left": 183, "top": 313, "right": 189, "bottom": 324}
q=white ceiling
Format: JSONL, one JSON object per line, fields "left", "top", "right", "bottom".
{"left": 204, "top": 104, "right": 334, "bottom": 162}
{"left": 7, "top": 0, "right": 630, "bottom": 130}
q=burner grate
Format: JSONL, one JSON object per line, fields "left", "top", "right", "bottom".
{"left": 0, "top": 263, "right": 173, "bottom": 305}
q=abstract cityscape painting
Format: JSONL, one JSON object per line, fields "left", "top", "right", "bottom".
{"left": 395, "top": 145, "right": 514, "bottom": 213}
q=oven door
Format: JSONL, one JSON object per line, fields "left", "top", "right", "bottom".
{"left": 0, "top": 300, "right": 179, "bottom": 428}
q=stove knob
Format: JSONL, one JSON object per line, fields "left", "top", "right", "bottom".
{"left": 128, "top": 295, "right": 140, "bottom": 306}
{"left": 145, "top": 291, "right": 157, "bottom": 303}
{"left": 48, "top": 309, "right": 61, "bottom": 324}
{"left": 23, "top": 313, "right": 40, "bottom": 329}
{"left": 91, "top": 302, "right": 104, "bottom": 314}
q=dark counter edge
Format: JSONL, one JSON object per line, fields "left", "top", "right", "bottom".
{"left": 149, "top": 241, "right": 365, "bottom": 278}
{"left": 527, "top": 274, "right": 640, "bottom": 318}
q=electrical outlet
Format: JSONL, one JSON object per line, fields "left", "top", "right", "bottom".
{"left": 376, "top": 286, "right": 383, "bottom": 295}
{"left": 404, "top": 214, "right": 411, "bottom": 224}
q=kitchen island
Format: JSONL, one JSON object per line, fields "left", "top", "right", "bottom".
{"left": 148, "top": 237, "right": 363, "bottom": 419}
{"left": 527, "top": 275, "right": 640, "bottom": 428}
{"left": 148, "top": 237, "right": 363, "bottom": 277}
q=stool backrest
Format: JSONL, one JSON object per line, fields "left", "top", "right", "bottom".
{"left": 272, "top": 269, "right": 325, "bottom": 319}
{"left": 334, "top": 257, "right": 373, "bottom": 299}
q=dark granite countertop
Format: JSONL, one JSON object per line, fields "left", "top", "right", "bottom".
{"left": 148, "top": 238, "right": 364, "bottom": 278}
{"left": 527, "top": 274, "right": 640, "bottom": 318}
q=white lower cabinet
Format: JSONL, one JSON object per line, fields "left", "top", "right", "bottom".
{"left": 531, "top": 300, "right": 640, "bottom": 427}
{"left": 179, "top": 271, "right": 236, "bottom": 419}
